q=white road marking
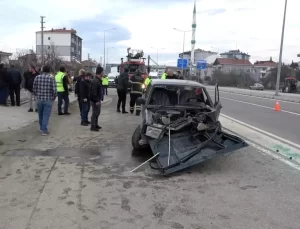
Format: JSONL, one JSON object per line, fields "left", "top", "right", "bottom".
{"left": 220, "top": 114, "right": 300, "bottom": 172}
{"left": 206, "top": 88, "right": 300, "bottom": 104}
{"left": 220, "top": 96, "right": 300, "bottom": 116}
{"left": 222, "top": 127, "right": 300, "bottom": 172}
{"left": 221, "top": 114, "right": 300, "bottom": 150}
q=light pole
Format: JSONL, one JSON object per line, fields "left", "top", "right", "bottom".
{"left": 173, "top": 28, "right": 192, "bottom": 75}
{"left": 107, "top": 47, "right": 114, "bottom": 65}
{"left": 151, "top": 47, "right": 164, "bottom": 64}
{"left": 275, "top": 0, "right": 288, "bottom": 96}
{"left": 103, "top": 28, "right": 116, "bottom": 70}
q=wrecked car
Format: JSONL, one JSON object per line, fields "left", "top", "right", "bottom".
{"left": 131, "top": 79, "right": 248, "bottom": 175}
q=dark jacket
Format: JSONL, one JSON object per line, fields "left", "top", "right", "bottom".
{"left": 90, "top": 76, "right": 103, "bottom": 103}
{"left": 0, "top": 66, "right": 8, "bottom": 88}
{"left": 24, "top": 71, "right": 39, "bottom": 92}
{"left": 74, "top": 75, "right": 84, "bottom": 96}
{"left": 79, "top": 79, "right": 91, "bottom": 102}
{"left": 117, "top": 72, "right": 129, "bottom": 91}
{"left": 130, "top": 73, "right": 144, "bottom": 94}
{"left": 62, "top": 74, "right": 69, "bottom": 95}
{"left": 7, "top": 67, "right": 22, "bottom": 85}
{"left": 0, "top": 67, "right": 9, "bottom": 88}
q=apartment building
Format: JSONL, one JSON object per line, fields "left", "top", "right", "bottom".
{"left": 36, "top": 28, "right": 82, "bottom": 62}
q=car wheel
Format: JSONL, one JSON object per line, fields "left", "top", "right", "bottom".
{"left": 132, "top": 125, "right": 143, "bottom": 149}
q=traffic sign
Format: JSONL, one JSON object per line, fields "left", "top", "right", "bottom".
{"left": 197, "top": 60, "right": 207, "bottom": 70}
{"left": 177, "top": 58, "right": 188, "bottom": 69}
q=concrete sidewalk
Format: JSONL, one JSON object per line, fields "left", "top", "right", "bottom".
{"left": 206, "top": 85, "right": 300, "bottom": 103}
{"left": 0, "top": 94, "right": 112, "bottom": 133}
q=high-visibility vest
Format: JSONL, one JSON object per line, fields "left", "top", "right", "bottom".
{"left": 144, "top": 77, "right": 151, "bottom": 86}
{"left": 102, "top": 77, "right": 108, "bottom": 85}
{"left": 161, "top": 73, "right": 167, "bottom": 79}
{"left": 55, "top": 72, "right": 65, "bottom": 92}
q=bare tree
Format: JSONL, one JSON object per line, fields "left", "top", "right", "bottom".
{"left": 10, "top": 49, "right": 37, "bottom": 74}
{"left": 44, "top": 43, "right": 64, "bottom": 73}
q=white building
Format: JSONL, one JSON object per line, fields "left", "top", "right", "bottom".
{"left": 0, "top": 51, "right": 12, "bottom": 64}
{"left": 179, "top": 48, "right": 218, "bottom": 79}
{"left": 36, "top": 28, "right": 83, "bottom": 62}
{"left": 179, "top": 48, "right": 218, "bottom": 65}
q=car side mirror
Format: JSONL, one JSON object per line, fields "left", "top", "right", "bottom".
{"left": 136, "top": 97, "right": 146, "bottom": 105}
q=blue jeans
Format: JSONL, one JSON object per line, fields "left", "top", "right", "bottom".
{"left": 57, "top": 92, "right": 69, "bottom": 113}
{"left": 0, "top": 87, "right": 9, "bottom": 104}
{"left": 81, "top": 101, "right": 89, "bottom": 122}
{"left": 37, "top": 100, "right": 53, "bottom": 132}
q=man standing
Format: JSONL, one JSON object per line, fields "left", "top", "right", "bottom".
{"left": 74, "top": 69, "right": 86, "bottom": 115}
{"left": 129, "top": 69, "right": 144, "bottom": 115}
{"left": 79, "top": 73, "right": 91, "bottom": 126}
{"left": 33, "top": 65, "right": 56, "bottom": 136}
{"left": 116, "top": 67, "right": 129, "bottom": 113}
{"left": 90, "top": 67, "right": 103, "bottom": 131}
{"left": 8, "top": 64, "right": 22, "bottom": 106}
{"left": 24, "top": 65, "right": 39, "bottom": 112}
{"left": 55, "top": 66, "right": 70, "bottom": 115}
{"left": 0, "top": 63, "right": 9, "bottom": 106}
{"left": 102, "top": 74, "right": 108, "bottom": 95}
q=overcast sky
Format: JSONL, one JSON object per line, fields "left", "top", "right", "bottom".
{"left": 0, "top": 0, "right": 299, "bottom": 66}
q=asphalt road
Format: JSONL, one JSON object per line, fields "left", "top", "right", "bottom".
{"left": 207, "top": 89, "right": 300, "bottom": 144}
{"left": 206, "top": 85, "right": 300, "bottom": 102}
{"left": 1, "top": 88, "right": 300, "bottom": 228}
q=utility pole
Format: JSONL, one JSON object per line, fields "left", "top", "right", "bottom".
{"left": 88, "top": 53, "right": 90, "bottom": 71}
{"left": 275, "top": 0, "right": 288, "bottom": 96}
{"left": 173, "top": 28, "right": 192, "bottom": 77}
{"left": 103, "top": 28, "right": 116, "bottom": 71}
{"left": 151, "top": 47, "right": 164, "bottom": 65}
{"left": 40, "top": 16, "right": 45, "bottom": 66}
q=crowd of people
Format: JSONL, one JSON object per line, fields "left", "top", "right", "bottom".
{"left": 0, "top": 63, "right": 23, "bottom": 106}
{"left": 0, "top": 62, "right": 183, "bottom": 136}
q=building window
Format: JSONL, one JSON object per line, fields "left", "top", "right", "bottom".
{"left": 48, "top": 46, "right": 50, "bottom": 49}
{"left": 247, "top": 69, "right": 251, "bottom": 73}
{"left": 71, "top": 47, "right": 74, "bottom": 52}
{"left": 48, "top": 37, "right": 50, "bottom": 40}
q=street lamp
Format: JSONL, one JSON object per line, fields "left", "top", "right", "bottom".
{"left": 151, "top": 47, "right": 165, "bottom": 64}
{"left": 275, "top": 0, "right": 288, "bottom": 96}
{"left": 173, "top": 28, "right": 192, "bottom": 74}
{"left": 107, "top": 46, "right": 114, "bottom": 65}
{"left": 103, "top": 28, "right": 116, "bottom": 70}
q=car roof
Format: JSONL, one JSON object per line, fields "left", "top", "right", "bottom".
{"left": 151, "top": 79, "right": 205, "bottom": 87}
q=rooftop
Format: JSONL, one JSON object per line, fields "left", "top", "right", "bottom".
{"left": 253, "top": 60, "right": 277, "bottom": 68}
{"left": 213, "top": 58, "right": 252, "bottom": 66}
{"left": 220, "top": 49, "right": 250, "bottom": 57}
{"left": 81, "top": 60, "right": 98, "bottom": 67}
{"left": 0, "top": 51, "right": 12, "bottom": 56}
{"left": 36, "top": 28, "right": 82, "bottom": 39}
{"left": 179, "top": 48, "right": 218, "bottom": 55}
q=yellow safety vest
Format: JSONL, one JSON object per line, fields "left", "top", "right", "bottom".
{"left": 161, "top": 73, "right": 167, "bottom": 80}
{"left": 102, "top": 77, "right": 108, "bottom": 86}
{"left": 145, "top": 77, "right": 151, "bottom": 86}
{"left": 55, "top": 72, "right": 65, "bottom": 92}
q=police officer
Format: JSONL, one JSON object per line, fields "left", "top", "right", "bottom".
{"left": 129, "top": 69, "right": 144, "bottom": 116}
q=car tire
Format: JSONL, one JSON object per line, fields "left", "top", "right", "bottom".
{"left": 132, "top": 125, "right": 143, "bottom": 149}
